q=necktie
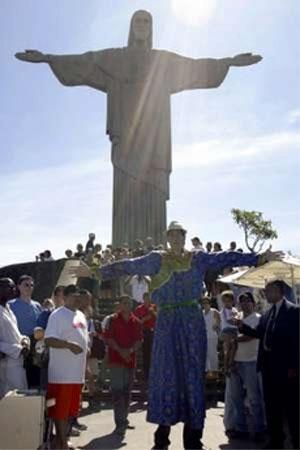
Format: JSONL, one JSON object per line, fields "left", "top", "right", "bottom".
{"left": 264, "top": 305, "right": 276, "bottom": 350}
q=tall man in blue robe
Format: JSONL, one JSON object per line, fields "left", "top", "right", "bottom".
{"left": 70, "top": 221, "right": 281, "bottom": 449}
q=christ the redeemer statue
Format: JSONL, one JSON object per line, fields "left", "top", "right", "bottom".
{"left": 16, "top": 9, "right": 262, "bottom": 248}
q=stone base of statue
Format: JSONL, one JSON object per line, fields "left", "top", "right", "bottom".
{"left": 112, "top": 167, "right": 167, "bottom": 247}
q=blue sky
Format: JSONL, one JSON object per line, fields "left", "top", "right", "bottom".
{"left": 0, "top": 0, "right": 299, "bottom": 266}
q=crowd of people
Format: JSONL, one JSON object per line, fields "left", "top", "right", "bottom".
{"left": 0, "top": 222, "right": 299, "bottom": 450}
{"left": 0, "top": 275, "right": 156, "bottom": 449}
{"left": 36, "top": 232, "right": 247, "bottom": 301}
{"left": 36, "top": 231, "right": 243, "bottom": 268}
{"left": 36, "top": 232, "right": 158, "bottom": 264}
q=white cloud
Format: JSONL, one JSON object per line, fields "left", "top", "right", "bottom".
{"left": 173, "top": 131, "right": 300, "bottom": 169}
{"left": 287, "top": 109, "right": 300, "bottom": 125}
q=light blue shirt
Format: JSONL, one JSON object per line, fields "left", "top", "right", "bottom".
{"left": 8, "top": 298, "right": 42, "bottom": 336}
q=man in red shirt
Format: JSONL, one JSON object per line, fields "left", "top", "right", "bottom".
{"left": 104, "top": 295, "right": 142, "bottom": 438}
{"left": 134, "top": 292, "right": 156, "bottom": 382}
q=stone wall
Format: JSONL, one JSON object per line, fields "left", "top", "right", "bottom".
{"left": 0, "top": 259, "right": 67, "bottom": 303}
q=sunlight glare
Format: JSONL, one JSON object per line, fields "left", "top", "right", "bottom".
{"left": 171, "top": 0, "right": 217, "bottom": 26}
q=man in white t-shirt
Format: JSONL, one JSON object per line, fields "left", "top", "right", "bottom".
{"left": 226, "top": 292, "right": 266, "bottom": 442}
{"left": 45, "top": 284, "right": 88, "bottom": 450}
{"left": 128, "top": 274, "right": 150, "bottom": 304}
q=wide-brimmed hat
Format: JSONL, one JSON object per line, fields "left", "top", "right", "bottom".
{"left": 166, "top": 221, "right": 187, "bottom": 234}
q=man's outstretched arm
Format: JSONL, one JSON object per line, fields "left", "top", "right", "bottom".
{"left": 197, "top": 247, "right": 283, "bottom": 273}
{"left": 69, "top": 251, "right": 162, "bottom": 281}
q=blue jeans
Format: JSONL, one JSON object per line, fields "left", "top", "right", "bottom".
{"left": 224, "top": 379, "right": 237, "bottom": 431}
{"left": 229, "top": 361, "right": 266, "bottom": 433}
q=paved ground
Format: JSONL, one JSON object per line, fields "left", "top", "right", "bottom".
{"left": 71, "top": 401, "right": 261, "bottom": 450}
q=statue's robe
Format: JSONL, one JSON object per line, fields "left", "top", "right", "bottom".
{"left": 49, "top": 49, "right": 229, "bottom": 246}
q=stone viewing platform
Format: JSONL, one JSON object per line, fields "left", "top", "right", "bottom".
{"left": 71, "top": 401, "right": 261, "bottom": 450}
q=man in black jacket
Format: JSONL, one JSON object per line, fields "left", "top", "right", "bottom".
{"left": 239, "top": 280, "right": 299, "bottom": 449}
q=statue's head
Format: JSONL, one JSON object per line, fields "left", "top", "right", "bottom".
{"left": 128, "top": 10, "right": 153, "bottom": 49}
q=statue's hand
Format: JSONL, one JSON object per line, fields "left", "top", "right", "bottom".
{"left": 231, "top": 53, "right": 262, "bottom": 67}
{"left": 15, "top": 50, "right": 47, "bottom": 63}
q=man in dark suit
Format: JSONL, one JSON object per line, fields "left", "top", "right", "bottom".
{"left": 238, "top": 280, "right": 299, "bottom": 449}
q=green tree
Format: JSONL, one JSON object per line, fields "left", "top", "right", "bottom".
{"left": 231, "top": 208, "right": 278, "bottom": 252}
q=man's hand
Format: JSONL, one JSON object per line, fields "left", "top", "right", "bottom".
{"left": 231, "top": 317, "right": 243, "bottom": 329}
{"left": 21, "top": 337, "right": 30, "bottom": 348}
{"left": 258, "top": 247, "right": 284, "bottom": 265}
{"left": 67, "top": 342, "right": 83, "bottom": 355}
{"left": 15, "top": 50, "right": 48, "bottom": 63}
{"left": 119, "top": 348, "right": 131, "bottom": 362}
{"left": 141, "top": 313, "right": 152, "bottom": 323}
{"left": 20, "top": 338, "right": 31, "bottom": 358}
{"left": 69, "top": 261, "right": 92, "bottom": 279}
{"left": 231, "top": 53, "right": 262, "bottom": 67}
{"left": 263, "top": 247, "right": 284, "bottom": 262}
{"left": 20, "top": 346, "right": 30, "bottom": 358}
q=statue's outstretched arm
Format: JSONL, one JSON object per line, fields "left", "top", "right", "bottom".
{"left": 15, "top": 50, "right": 50, "bottom": 63}
{"left": 219, "top": 53, "right": 262, "bottom": 68}
{"left": 15, "top": 49, "right": 109, "bottom": 91}
{"left": 168, "top": 51, "right": 262, "bottom": 93}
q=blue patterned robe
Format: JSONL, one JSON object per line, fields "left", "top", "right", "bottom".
{"left": 100, "top": 250, "right": 258, "bottom": 429}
